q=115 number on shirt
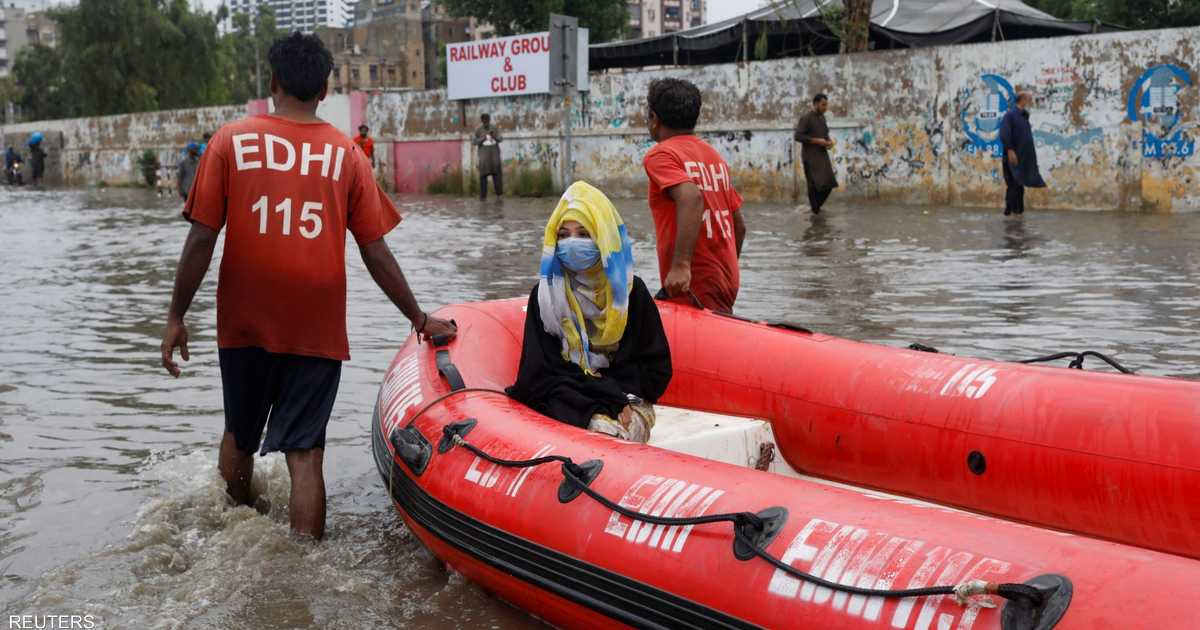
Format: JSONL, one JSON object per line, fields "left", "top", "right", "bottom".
{"left": 251, "top": 195, "right": 323, "bottom": 239}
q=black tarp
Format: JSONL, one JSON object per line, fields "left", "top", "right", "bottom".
{"left": 590, "top": 0, "right": 1119, "bottom": 70}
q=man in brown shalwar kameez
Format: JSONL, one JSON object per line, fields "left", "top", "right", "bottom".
{"left": 794, "top": 94, "right": 838, "bottom": 214}
{"left": 473, "top": 113, "right": 503, "bottom": 200}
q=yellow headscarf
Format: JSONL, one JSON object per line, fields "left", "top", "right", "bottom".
{"left": 538, "top": 181, "right": 635, "bottom": 376}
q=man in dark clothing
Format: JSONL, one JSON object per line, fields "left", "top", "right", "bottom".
{"left": 177, "top": 143, "right": 201, "bottom": 201}
{"left": 28, "top": 135, "right": 46, "bottom": 187}
{"left": 998, "top": 91, "right": 1046, "bottom": 216}
{"left": 794, "top": 94, "right": 838, "bottom": 214}
{"left": 473, "top": 113, "right": 502, "bottom": 200}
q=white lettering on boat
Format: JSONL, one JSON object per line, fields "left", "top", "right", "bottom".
{"left": 938, "top": 363, "right": 998, "bottom": 400}
{"left": 603, "top": 475, "right": 725, "bottom": 553}
{"left": 380, "top": 353, "right": 423, "bottom": 435}
{"left": 464, "top": 444, "right": 553, "bottom": 497}
{"left": 767, "top": 517, "right": 1012, "bottom": 629}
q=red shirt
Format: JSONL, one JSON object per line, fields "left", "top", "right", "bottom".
{"left": 184, "top": 115, "right": 401, "bottom": 360}
{"left": 354, "top": 134, "right": 375, "bottom": 160}
{"left": 643, "top": 134, "right": 744, "bottom": 312}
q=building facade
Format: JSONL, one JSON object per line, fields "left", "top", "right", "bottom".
{"left": 0, "top": 6, "right": 58, "bottom": 78}
{"left": 419, "top": 2, "right": 492, "bottom": 89}
{"left": 228, "top": 0, "right": 353, "bottom": 33}
{"left": 627, "top": 0, "right": 705, "bottom": 38}
{"left": 317, "top": 9, "right": 425, "bottom": 93}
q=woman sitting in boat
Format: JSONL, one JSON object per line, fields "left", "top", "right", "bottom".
{"left": 507, "top": 181, "right": 672, "bottom": 442}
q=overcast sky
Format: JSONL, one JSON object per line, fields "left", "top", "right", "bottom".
{"left": 707, "top": 0, "right": 771, "bottom": 23}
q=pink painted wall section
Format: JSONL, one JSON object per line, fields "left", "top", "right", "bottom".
{"left": 350, "top": 91, "right": 368, "bottom": 133}
{"left": 393, "top": 140, "right": 461, "bottom": 193}
{"left": 246, "top": 99, "right": 270, "bottom": 116}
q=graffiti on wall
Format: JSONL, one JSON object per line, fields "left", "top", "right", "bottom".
{"left": 1127, "top": 64, "right": 1195, "bottom": 159}
{"left": 959, "top": 74, "right": 1016, "bottom": 157}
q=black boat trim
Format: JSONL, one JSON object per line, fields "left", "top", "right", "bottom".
{"left": 371, "top": 412, "right": 760, "bottom": 630}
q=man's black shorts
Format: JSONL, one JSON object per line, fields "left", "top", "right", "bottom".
{"left": 219, "top": 347, "right": 342, "bottom": 455}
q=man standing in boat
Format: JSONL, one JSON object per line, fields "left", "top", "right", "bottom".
{"left": 643, "top": 78, "right": 746, "bottom": 313}
{"left": 159, "top": 33, "right": 455, "bottom": 540}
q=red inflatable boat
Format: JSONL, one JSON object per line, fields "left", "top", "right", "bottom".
{"left": 372, "top": 299, "right": 1200, "bottom": 629}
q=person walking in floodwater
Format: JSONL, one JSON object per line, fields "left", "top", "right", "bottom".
{"left": 159, "top": 32, "right": 455, "bottom": 540}
{"left": 354, "top": 124, "right": 375, "bottom": 167}
{"left": 999, "top": 91, "right": 1046, "bottom": 216}
{"left": 473, "top": 113, "right": 503, "bottom": 200}
{"left": 27, "top": 133, "right": 46, "bottom": 187}
{"left": 643, "top": 78, "right": 745, "bottom": 314}
{"left": 794, "top": 94, "right": 838, "bottom": 214}
{"left": 177, "top": 143, "right": 201, "bottom": 201}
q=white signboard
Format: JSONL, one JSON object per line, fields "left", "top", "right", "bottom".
{"left": 447, "top": 29, "right": 589, "bottom": 100}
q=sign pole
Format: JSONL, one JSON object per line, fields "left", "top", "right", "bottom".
{"left": 550, "top": 14, "right": 579, "bottom": 192}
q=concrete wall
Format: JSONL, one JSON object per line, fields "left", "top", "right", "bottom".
{"left": 371, "top": 26, "right": 1200, "bottom": 211}
{"left": 0, "top": 94, "right": 361, "bottom": 187}
{"left": 2, "top": 105, "right": 246, "bottom": 186}
{"left": 2, "top": 26, "right": 1197, "bottom": 211}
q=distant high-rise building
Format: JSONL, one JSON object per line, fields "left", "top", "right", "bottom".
{"left": 627, "top": 0, "right": 705, "bottom": 38}
{"left": 228, "top": 0, "right": 353, "bottom": 34}
{"left": 0, "top": 6, "right": 59, "bottom": 78}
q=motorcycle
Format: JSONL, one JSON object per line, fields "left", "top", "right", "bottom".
{"left": 6, "top": 160, "right": 23, "bottom": 186}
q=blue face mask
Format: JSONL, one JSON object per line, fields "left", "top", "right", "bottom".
{"left": 556, "top": 237, "right": 601, "bottom": 272}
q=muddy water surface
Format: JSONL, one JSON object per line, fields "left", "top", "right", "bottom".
{"left": 3, "top": 189, "right": 1200, "bottom": 628}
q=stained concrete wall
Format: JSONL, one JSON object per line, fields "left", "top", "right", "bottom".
{"left": 0, "top": 94, "right": 360, "bottom": 187}
{"left": 2, "top": 105, "right": 246, "bottom": 186}
{"left": 2, "top": 27, "right": 1197, "bottom": 210}
{"left": 371, "top": 26, "right": 1200, "bottom": 211}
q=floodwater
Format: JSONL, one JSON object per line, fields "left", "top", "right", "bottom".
{"left": 3, "top": 188, "right": 1200, "bottom": 628}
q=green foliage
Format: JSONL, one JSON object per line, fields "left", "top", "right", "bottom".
{"left": 754, "top": 31, "right": 769, "bottom": 61}
{"left": 52, "top": 0, "right": 228, "bottom": 116}
{"left": 1024, "top": 0, "right": 1200, "bottom": 29}
{"left": 219, "top": 6, "right": 282, "bottom": 103}
{"left": 7, "top": 0, "right": 282, "bottom": 122}
{"left": 426, "top": 167, "right": 465, "bottom": 194}
{"left": 437, "top": 0, "right": 629, "bottom": 43}
{"left": 510, "top": 166, "right": 555, "bottom": 197}
{"left": 136, "top": 149, "right": 159, "bottom": 187}
{"left": 12, "top": 44, "right": 76, "bottom": 120}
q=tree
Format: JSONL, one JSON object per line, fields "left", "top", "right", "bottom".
{"left": 48, "top": 0, "right": 227, "bottom": 116}
{"left": 12, "top": 44, "right": 78, "bottom": 121}
{"left": 841, "top": 0, "right": 872, "bottom": 53}
{"left": 437, "top": 0, "right": 629, "bottom": 43}
{"left": 1025, "top": 0, "right": 1200, "bottom": 29}
{"left": 219, "top": 5, "right": 281, "bottom": 103}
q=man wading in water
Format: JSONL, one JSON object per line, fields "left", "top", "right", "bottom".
{"left": 998, "top": 91, "right": 1046, "bottom": 216}
{"left": 160, "top": 33, "right": 455, "bottom": 539}
{"left": 643, "top": 78, "right": 746, "bottom": 314}
{"left": 794, "top": 94, "right": 838, "bottom": 214}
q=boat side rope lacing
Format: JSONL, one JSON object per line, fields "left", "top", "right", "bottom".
{"left": 393, "top": 388, "right": 1045, "bottom": 609}
{"left": 906, "top": 343, "right": 1135, "bottom": 374}
{"left": 1016, "top": 350, "right": 1134, "bottom": 373}
{"left": 454, "top": 431, "right": 1043, "bottom": 608}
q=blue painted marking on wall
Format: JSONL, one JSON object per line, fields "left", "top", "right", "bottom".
{"left": 961, "top": 74, "right": 1015, "bottom": 158}
{"left": 1033, "top": 128, "right": 1104, "bottom": 151}
{"left": 1126, "top": 63, "right": 1195, "bottom": 159}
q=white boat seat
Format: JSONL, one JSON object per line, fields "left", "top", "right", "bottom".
{"left": 649, "top": 406, "right": 797, "bottom": 478}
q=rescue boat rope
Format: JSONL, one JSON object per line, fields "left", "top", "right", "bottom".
{"left": 395, "top": 387, "right": 1045, "bottom": 607}
{"left": 1016, "top": 350, "right": 1134, "bottom": 373}
{"left": 445, "top": 427, "right": 1043, "bottom": 608}
{"left": 906, "top": 344, "right": 1135, "bottom": 374}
